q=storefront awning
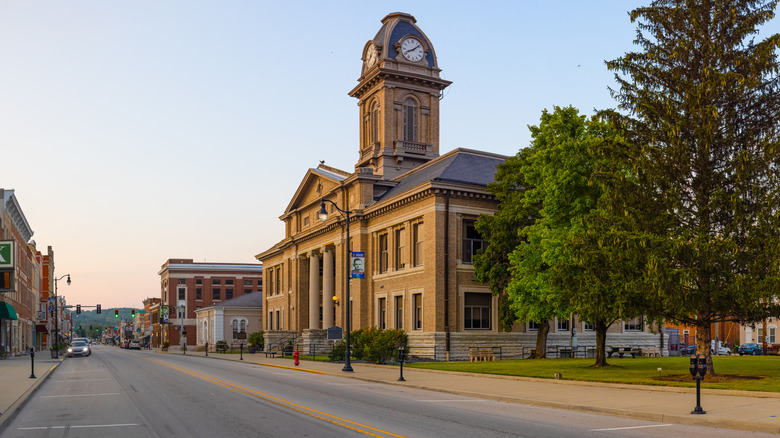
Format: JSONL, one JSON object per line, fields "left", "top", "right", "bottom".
{"left": 35, "top": 324, "right": 49, "bottom": 333}
{"left": 0, "top": 302, "right": 17, "bottom": 320}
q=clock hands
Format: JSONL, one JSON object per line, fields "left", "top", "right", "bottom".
{"left": 404, "top": 43, "right": 421, "bottom": 55}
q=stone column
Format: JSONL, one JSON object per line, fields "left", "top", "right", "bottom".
{"left": 309, "top": 252, "right": 320, "bottom": 329}
{"left": 322, "top": 247, "right": 334, "bottom": 328}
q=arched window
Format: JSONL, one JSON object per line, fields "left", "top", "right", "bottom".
{"left": 403, "top": 97, "right": 418, "bottom": 142}
{"left": 370, "top": 101, "right": 380, "bottom": 144}
{"left": 232, "top": 320, "right": 238, "bottom": 338}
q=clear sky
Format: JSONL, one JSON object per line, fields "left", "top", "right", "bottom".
{"left": 3, "top": 1, "right": 778, "bottom": 308}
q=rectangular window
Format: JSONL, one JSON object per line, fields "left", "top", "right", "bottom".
{"left": 624, "top": 317, "right": 643, "bottom": 331}
{"left": 584, "top": 322, "right": 594, "bottom": 331}
{"left": 257, "top": 279, "right": 263, "bottom": 286}
{"left": 226, "top": 280, "right": 234, "bottom": 286}
{"left": 413, "top": 293, "right": 422, "bottom": 330}
{"left": 213, "top": 289, "right": 221, "bottom": 301}
{"left": 225, "top": 288, "right": 233, "bottom": 300}
{"left": 269, "top": 311, "right": 273, "bottom": 330}
{"left": 178, "top": 287, "right": 185, "bottom": 300}
{"left": 557, "top": 318, "right": 569, "bottom": 331}
{"left": 268, "top": 270, "right": 274, "bottom": 295}
{"left": 244, "top": 280, "right": 252, "bottom": 286}
{"left": 212, "top": 279, "right": 221, "bottom": 286}
{"left": 196, "top": 279, "right": 202, "bottom": 285}
{"left": 379, "top": 233, "right": 389, "bottom": 273}
{"left": 464, "top": 292, "right": 491, "bottom": 330}
{"left": 378, "top": 298, "right": 386, "bottom": 330}
{"left": 395, "top": 296, "right": 403, "bottom": 329}
{"left": 771, "top": 327, "right": 777, "bottom": 344}
{"left": 462, "top": 220, "right": 486, "bottom": 264}
{"left": 413, "top": 222, "right": 424, "bottom": 266}
{"left": 275, "top": 267, "right": 282, "bottom": 294}
{"left": 196, "top": 288, "right": 202, "bottom": 300}
{"left": 528, "top": 321, "right": 539, "bottom": 331}
{"left": 395, "top": 227, "right": 406, "bottom": 270}
{"left": 178, "top": 279, "right": 185, "bottom": 285}
{"left": 276, "top": 310, "right": 281, "bottom": 330}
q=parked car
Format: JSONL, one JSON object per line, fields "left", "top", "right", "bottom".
{"left": 129, "top": 340, "right": 140, "bottom": 350}
{"left": 680, "top": 344, "right": 696, "bottom": 355}
{"left": 738, "top": 343, "right": 763, "bottom": 355}
{"left": 67, "top": 340, "right": 90, "bottom": 358}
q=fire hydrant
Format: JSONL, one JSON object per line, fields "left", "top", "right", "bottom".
{"left": 293, "top": 349, "right": 300, "bottom": 366}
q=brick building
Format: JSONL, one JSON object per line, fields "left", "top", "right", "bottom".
{"left": 156, "top": 259, "right": 262, "bottom": 348}
{"left": 256, "top": 13, "right": 663, "bottom": 360}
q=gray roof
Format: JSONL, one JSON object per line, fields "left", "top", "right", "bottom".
{"left": 213, "top": 292, "right": 263, "bottom": 309}
{"left": 378, "top": 149, "right": 505, "bottom": 201}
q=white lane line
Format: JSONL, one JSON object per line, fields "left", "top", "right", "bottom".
{"left": 41, "top": 393, "right": 121, "bottom": 398}
{"left": 590, "top": 424, "right": 673, "bottom": 432}
{"left": 416, "top": 399, "right": 489, "bottom": 402}
{"left": 19, "top": 423, "right": 139, "bottom": 430}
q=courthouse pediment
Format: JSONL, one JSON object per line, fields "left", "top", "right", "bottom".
{"left": 284, "top": 165, "right": 350, "bottom": 215}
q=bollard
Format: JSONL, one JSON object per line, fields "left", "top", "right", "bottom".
{"left": 240, "top": 343, "right": 244, "bottom": 360}
{"left": 205, "top": 342, "right": 208, "bottom": 357}
{"left": 398, "top": 346, "right": 406, "bottom": 382}
{"left": 29, "top": 348, "right": 36, "bottom": 379}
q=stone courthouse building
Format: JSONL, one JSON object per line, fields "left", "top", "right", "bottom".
{"left": 256, "top": 13, "right": 663, "bottom": 360}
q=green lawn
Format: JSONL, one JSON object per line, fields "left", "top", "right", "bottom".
{"left": 407, "top": 356, "right": 780, "bottom": 392}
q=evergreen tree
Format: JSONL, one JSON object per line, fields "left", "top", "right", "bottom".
{"left": 606, "top": 0, "right": 780, "bottom": 374}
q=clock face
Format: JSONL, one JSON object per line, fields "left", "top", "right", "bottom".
{"left": 401, "top": 37, "right": 424, "bottom": 62}
{"left": 366, "top": 45, "right": 378, "bottom": 67}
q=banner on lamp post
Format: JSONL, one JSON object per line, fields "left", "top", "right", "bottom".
{"left": 350, "top": 252, "right": 365, "bottom": 279}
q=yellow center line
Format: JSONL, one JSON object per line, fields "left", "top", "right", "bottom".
{"left": 144, "top": 357, "right": 405, "bottom": 438}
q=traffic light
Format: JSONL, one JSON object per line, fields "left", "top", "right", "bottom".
{"left": 114, "top": 309, "right": 119, "bottom": 318}
{"left": 131, "top": 309, "right": 136, "bottom": 318}
{"left": 96, "top": 304, "right": 101, "bottom": 314}
{"left": 76, "top": 304, "right": 81, "bottom": 314}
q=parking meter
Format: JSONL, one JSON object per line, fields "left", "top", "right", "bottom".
{"left": 689, "top": 355, "right": 698, "bottom": 377}
{"left": 397, "top": 346, "right": 406, "bottom": 382}
{"left": 697, "top": 356, "right": 707, "bottom": 377}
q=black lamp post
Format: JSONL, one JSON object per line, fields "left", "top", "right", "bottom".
{"left": 53, "top": 274, "right": 71, "bottom": 357}
{"left": 318, "top": 198, "right": 353, "bottom": 372}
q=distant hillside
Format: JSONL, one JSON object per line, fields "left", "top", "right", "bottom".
{"left": 70, "top": 308, "right": 139, "bottom": 332}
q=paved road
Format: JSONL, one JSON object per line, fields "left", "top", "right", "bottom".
{"left": 2, "top": 345, "right": 775, "bottom": 438}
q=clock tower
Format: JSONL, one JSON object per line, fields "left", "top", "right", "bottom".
{"left": 349, "top": 13, "right": 451, "bottom": 180}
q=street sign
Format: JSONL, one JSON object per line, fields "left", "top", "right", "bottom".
{"left": 0, "top": 240, "right": 14, "bottom": 269}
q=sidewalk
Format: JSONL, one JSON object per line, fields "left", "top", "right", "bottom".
{"left": 4, "top": 346, "right": 780, "bottom": 434}
{"left": 0, "top": 350, "right": 62, "bottom": 429}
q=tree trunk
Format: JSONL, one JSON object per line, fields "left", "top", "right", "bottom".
{"left": 530, "top": 320, "right": 550, "bottom": 359}
{"left": 593, "top": 320, "right": 609, "bottom": 367}
{"left": 695, "top": 321, "right": 715, "bottom": 376}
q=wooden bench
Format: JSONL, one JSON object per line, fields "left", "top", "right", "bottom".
{"left": 607, "top": 347, "right": 642, "bottom": 358}
{"left": 263, "top": 351, "right": 277, "bottom": 358}
{"left": 469, "top": 348, "right": 495, "bottom": 362}
{"left": 215, "top": 343, "right": 228, "bottom": 353}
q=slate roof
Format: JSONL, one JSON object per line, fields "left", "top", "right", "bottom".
{"left": 212, "top": 292, "right": 263, "bottom": 308}
{"left": 377, "top": 149, "right": 506, "bottom": 201}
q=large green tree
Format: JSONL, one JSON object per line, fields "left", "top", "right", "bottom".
{"left": 508, "top": 106, "right": 648, "bottom": 366}
{"left": 606, "top": 0, "right": 780, "bottom": 374}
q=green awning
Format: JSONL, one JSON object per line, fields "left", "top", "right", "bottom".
{"left": 0, "top": 302, "right": 18, "bottom": 320}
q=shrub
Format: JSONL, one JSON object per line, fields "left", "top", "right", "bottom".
{"left": 247, "top": 331, "right": 264, "bottom": 348}
{"left": 329, "top": 327, "right": 407, "bottom": 364}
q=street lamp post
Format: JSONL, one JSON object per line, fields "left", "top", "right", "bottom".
{"left": 318, "top": 198, "right": 353, "bottom": 372}
{"left": 53, "top": 274, "right": 71, "bottom": 357}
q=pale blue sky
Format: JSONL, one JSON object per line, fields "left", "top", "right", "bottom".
{"left": 2, "top": 1, "right": 776, "bottom": 308}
